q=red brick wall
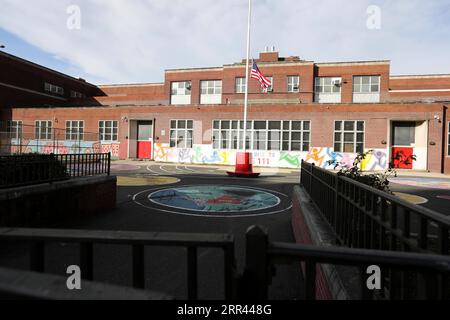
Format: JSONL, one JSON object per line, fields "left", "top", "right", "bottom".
{"left": 6, "top": 103, "right": 447, "bottom": 172}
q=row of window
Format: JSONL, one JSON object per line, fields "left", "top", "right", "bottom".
{"left": 169, "top": 119, "right": 365, "bottom": 153}
{"left": 170, "top": 76, "right": 380, "bottom": 97}
{"left": 6, "top": 120, "right": 118, "bottom": 142}
{"left": 44, "top": 82, "right": 85, "bottom": 98}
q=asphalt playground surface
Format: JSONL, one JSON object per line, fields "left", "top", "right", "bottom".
{"left": 1, "top": 161, "right": 449, "bottom": 300}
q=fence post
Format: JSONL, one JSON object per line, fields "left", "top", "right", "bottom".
{"left": 243, "top": 225, "right": 269, "bottom": 300}
{"left": 310, "top": 163, "right": 315, "bottom": 195}
{"left": 107, "top": 152, "right": 111, "bottom": 176}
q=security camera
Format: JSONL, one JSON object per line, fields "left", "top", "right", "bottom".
{"left": 434, "top": 115, "right": 441, "bottom": 121}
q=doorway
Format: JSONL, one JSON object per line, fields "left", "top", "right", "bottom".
{"left": 136, "top": 121, "right": 153, "bottom": 159}
{"left": 391, "top": 121, "right": 415, "bottom": 169}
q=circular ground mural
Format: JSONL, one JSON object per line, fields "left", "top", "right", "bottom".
{"left": 148, "top": 185, "right": 280, "bottom": 213}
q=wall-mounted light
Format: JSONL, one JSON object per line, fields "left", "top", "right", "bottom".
{"left": 121, "top": 116, "right": 128, "bottom": 123}
{"left": 433, "top": 115, "right": 441, "bottom": 122}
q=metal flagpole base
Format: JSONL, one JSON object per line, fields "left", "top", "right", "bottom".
{"left": 226, "top": 152, "right": 260, "bottom": 178}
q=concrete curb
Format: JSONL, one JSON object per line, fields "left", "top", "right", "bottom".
{"left": 292, "top": 185, "right": 360, "bottom": 300}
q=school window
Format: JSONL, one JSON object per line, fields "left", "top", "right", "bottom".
{"left": 35, "top": 121, "right": 53, "bottom": 140}
{"left": 6, "top": 120, "right": 22, "bottom": 139}
{"left": 235, "top": 77, "right": 246, "bottom": 94}
{"left": 99, "top": 121, "right": 118, "bottom": 142}
{"left": 200, "top": 80, "right": 222, "bottom": 95}
{"left": 171, "top": 81, "right": 192, "bottom": 96}
{"left": 334, "top": 121, "right": 364, "bottom": 153}
{"left": 70, "top": 91, "right": 85, "bottom": 98}
{"left": 44, "top": 82, "right": 64, "bottom": 96}
{"left": 287, "top": 76, "right": 300, "bottom": 93}
{"left": 170, "top": 120, "right": 193, "bottom": 148}
{"left": 315, "top": 77, "right": 341, "bottom": 93}
{"left": 260, "top": 77, "right": 273, "bottom": 93}
{"left": 65, "top": 120, "right": 84, "bottom": 141}
{"left": 212, "top": 120, "right": 310, "bottom": 152}
{"left": 448, "top": 122, "right": 450, "bottom": 156}
{"left": 353, "top": 76, "right": 380, "bottom": 93}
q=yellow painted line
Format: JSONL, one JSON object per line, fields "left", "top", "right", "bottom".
{"left": 117, "top": 176, "right": 180, "bottom": 187}
{"left": 394, "top": 192, "right": 428, "bottom": 205}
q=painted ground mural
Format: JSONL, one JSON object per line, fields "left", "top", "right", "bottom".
{"left": 154, "top": 143, "right": 389, "bottom": 170}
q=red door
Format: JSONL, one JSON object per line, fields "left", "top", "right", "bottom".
{"left": 392, "top": 147, "right": 413, "bottom": 169}
{"left": 137, "top": 142, "right": 152, "bottom": 159}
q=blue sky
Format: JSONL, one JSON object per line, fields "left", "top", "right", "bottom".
{"left": 0, "top": 0, "right": 449, "bottom": 85}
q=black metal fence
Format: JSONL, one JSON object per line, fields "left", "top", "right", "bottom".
{"left": 0, "top": 153, "right": 111, "bottom": 189}
{"left": 244, "top": 226, "right": 450, "bottom": 300}
{"left": 0, "top": 228, "right": 236, "bottom": 300}
{"left": 1, "top": 226, "right": 449, "bottom": 300}
{"left": 300, "top": 160, "right": 450, "bottom": 256}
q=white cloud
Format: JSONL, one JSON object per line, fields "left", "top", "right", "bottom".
{"left": 0, "top": 0, "right": 449, "bottom": 84}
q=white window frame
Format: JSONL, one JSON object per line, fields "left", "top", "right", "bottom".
{"left": 44, "top": 82, "right": 64, "bottom": 96}
{"left": 200, "top": 80, "right": 222, "bottom": 95}
{"left": 448, "top": 122, "right": 450, "bottom": 156}
{"left": 170, "top": 120, "right": 194, "bottom": 149}
{"left": 235, "top": 77, "right": 246, "bottom": 94}
{"left": 35, "top": 120, "right": 53, "bottom": 140}
{"left": 65, "top": 120, "right": 84, "bottom": 141}
{"left": 99, "top": 120, "right": 118, "bottom": 142}
{"left": 259, "top": 76, "right": 273, "bottom": 93}
{"left": 212, "top": 120, "right": 311, "bottom": 152}
{"left": 333, "top": 120, "right": 365, "bottom": 153}
{"left": 6, "top": 120, "right": 22, "bottom": 139}
{"left": 171, "top": 81, "right": 192, "bottom": 96}
{"left": 315, "top": 77, "right": 341, "bottom": 94}
{"left": 70, "top": 91, "right": 85, "bottom": 98}
{"left": 353, "top": 75, "right": 380, "bottom": 93}
{"left": 287, "top": 76, "right": 300, "bottom": 93}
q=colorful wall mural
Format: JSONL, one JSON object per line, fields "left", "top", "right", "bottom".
{"left": 153, "top": 143, "right": 389, "bottom": 170}
{"left": 2, "top": 139, "right": 121, "bottom": 158}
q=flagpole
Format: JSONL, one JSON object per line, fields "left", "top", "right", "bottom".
{"left": 243, "top": 0, "right": 252, "bottom": 153}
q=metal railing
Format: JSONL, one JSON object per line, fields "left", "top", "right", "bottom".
{"left": 0, "top": 153, "right": 111, "bottom": 189}
{"left": 0, "top": 123, "right": 101, "bottom": 156}
{"left": 0, "top": 228, "right": 236, "bottom": 300}
{"left": 300, "top": 160, "right": 450, "bottom": 256}
{"left": 244, "top": 226, "right": 450, "bottom": 300}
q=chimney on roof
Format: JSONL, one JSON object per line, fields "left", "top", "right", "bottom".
{"left": 259, "top": 46, "right": 279, "bottom": 62}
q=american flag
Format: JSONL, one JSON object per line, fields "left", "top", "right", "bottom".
{"left": 251, "top": 60, "right": 272, "bottom": 92}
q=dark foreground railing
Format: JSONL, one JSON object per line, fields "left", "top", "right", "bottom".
{"left": 0, "top": 267, "right": 172, "bottom": 300}
{"left": 300, "top": 160, "right": 450, "bottom": 256}
{"left": 0, "top": 228, "right": 236, "bottom": 300}
{"left": 0, "top": 153, "right": 111, "bottom": 189}
{"left": 1, "top": 226, "right": 449, "bottom": 300}
{"left": 244, "top": 226, "right": 450, "bottom": 300}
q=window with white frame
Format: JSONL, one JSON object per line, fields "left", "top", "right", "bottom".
{"left": 44, "top": 83, "right": 64, "bottom": 95}
{"left": 200, "top": 80, "right": 222, "bottom": 95}
{"left": 171, "top": 81, "right": 192, "bottom": 105}
{"left": 70, "top": 90, "right": 85, "bottom": 98}
{"left": 6, "top": 120, "right": 22, "bottom": 139}
{"left": 315, "top": 77, "right": 341, "bottom": 93}
{"left": 212, "top": 120, "right": 310, "bottom": 152}
{"left": 287, "top": 76, "right": 300, "bottom": 93}
{"left": 171, "top": 81, "right": 191, "bottom": 96}
{"left": 353, "top": 76, "right": 380, "bottom": 93}
{"left": 99, "top": 120, "right": 118, "bottom": 142}
{"left": 65, "top": 120, "right": 84, "bottom": 141}
{"left": 200, "top": 80, "right": 222, "bottom": 104}
{"left": 448, "top": 122, "right": 450, "bottom": 156}
{"left": 334, "top": 121, "right": 364, "bottom": 153}
{"left": 35, "top": 121, "right": 53, "bottom": 140}
{"left": 260, "top": 77, "right": 273, "bottom": 93}
{"left": 170, "top": 120, "right": 193, "bottom": 148}
{"left": 235, "top": 77, "right": 246, "bottom": 94}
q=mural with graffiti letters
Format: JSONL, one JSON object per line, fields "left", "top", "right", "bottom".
{"left": 152, "top": 144, "right": 389, "bottom": 170}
